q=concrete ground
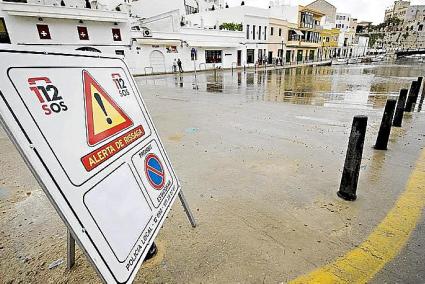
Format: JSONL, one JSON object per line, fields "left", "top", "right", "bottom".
{"left": 1, "top": 70, "right": 425, "bottom": 283}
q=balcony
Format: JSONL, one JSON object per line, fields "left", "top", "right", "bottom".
{"left": 1, "top": 0, "right": 129, "bottom": 22}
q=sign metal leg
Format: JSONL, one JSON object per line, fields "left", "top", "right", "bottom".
{"left": 67, "top": 229, "right": 76, "bottom": 270}
{"left": 178, "top": 190, "right": 197, "bottom": 228}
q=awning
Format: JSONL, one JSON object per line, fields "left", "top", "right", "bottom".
{"left": 135, "top": 38, "right": 181, "bottom": 46}
{"left": 187, "top": 41, "right": 240, "bottom": 48}
{"left": 294, "top": 30, "right": 304, "bottom": 36}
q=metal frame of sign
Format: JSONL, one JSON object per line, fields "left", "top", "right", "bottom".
{"left": 0, "top": 48, "right": 196, "bottom": 283}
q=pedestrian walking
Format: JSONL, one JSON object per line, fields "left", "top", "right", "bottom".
{"left": 172, "top": 59, "right": 177, "bottom": 73}
{"left": 177, "top": 58, "right": 183, "bottom": 73}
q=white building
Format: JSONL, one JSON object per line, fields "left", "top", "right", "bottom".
{"left": 0, "top": 0, "right": 131, "bottom": 55}
{"left": 335, "top": 12, "right": 351, "bottom": 32}
{"left": 129, "top": 0, "right": 246, "bottom": 74}
{"left": 187, "top": 5, "right": 271, "bottom": 67}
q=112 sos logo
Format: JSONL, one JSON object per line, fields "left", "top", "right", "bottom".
{"left": 28, "top": 77, "right": 68, "bottom": 116}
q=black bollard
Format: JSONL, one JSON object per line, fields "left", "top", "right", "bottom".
{"left": 405, "top": 81, "right": 419, "bottom": 112}
{"left": 413, "top": 77, "right": 423, "bottom": 108}
{"left": 417, "top": 77, "right": 423, "bottom": 91}
{"left": 393, "top": 89, "right": 408, "bottom": 127}
{"left": 374, "top": 99, "right": 397, "bottom": 150}
{"left": 338, "top": 115, "right": 368, "bottom": 201}
{"left": 419, "top": 81, "right": 425, "bottom": 112}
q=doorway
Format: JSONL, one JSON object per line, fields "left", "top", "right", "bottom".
{"left": 149, "top": 50, "right": 165, "bottom": 73}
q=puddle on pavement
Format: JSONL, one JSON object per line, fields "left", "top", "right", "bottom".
{"left": 0, "top": 187, "right": 9, "bottom": 200}
{"left": 137, "top": 59, "right": 425, "bottom": 110}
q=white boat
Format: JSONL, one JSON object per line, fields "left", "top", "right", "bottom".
{"left": 348, "top": 58, "right": 361, "bottom": 64}
{"left": 332, "top": 58, "right": 348, "bottom": 65}
{"left": 371, "top": 55, "right": 385, "bottom": 62}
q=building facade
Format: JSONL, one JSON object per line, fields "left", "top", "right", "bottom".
{"left": 267, "top": 17, "right": 289, "bottom": 64}
{"left": 384, "top": 0, "right": 410, "bottom": 21}
{"left": 0, "top": 0, "right": 131, "bottom": 55}
{"left": 305, "top": 0, "right": 336, "bottom": 28}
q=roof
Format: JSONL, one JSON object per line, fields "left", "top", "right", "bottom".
{"left": 305, "top": 0, "right": 336, "bottom": 9}
{"left": 300, "top": 6, "right": 326, "bottom": 16}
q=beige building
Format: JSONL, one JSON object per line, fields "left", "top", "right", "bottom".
{"left": 305, "top": 0, "right": 336, "bottom": 28}
{"left": 286, "top": 6, "right": 324, "bottom": 63}
{"left": 267, "top": 17, "right": 289, "bottom": 63}
{"left": 375, "top": 1, "right": 424, "bottom": 51}
{"left": 384, "top": 0, "right": 410, "bottom": 21}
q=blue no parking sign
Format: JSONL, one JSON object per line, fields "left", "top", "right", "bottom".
{"left": 144, "top": 153, "right": 165, "bottom": 190}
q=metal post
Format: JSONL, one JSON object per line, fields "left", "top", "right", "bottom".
{"left": 405, "top": 81, "right": 419, "bottom": 112}
{"left": 178, "top": 190, "right": 197, "bottom": 228}
{"left": 67, "top": 229, "right": 75, "bottom": 270}
{"left": 374, "top": 99, "right": 397, "bottom": 150}
{"left": 393, "top": 89, "right": 408, "bottom": 127}
{"left": 193, "top": 59, "right": 198, "bottom": 90}
{"left": 338, "top": 115, "right": 368, "bottom": 201}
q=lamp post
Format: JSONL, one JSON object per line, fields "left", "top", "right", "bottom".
{"left": 281, "top": 40, "right": 287, "bottom": 66}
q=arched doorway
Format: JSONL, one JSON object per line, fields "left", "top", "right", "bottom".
{"left": 149, "top": 50, "right": 166, "bottom": 73}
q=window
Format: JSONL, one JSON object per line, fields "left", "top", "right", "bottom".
{"left": 112, "top": 28, "right": 122, "bottom": 41}
{"left": 419, "top": 24, "right": 423, "bottom": 31}
{"left": 246, "top": 24, "right": 250, "bottom": 39}
{"left": 253, "top": 25, "right": 256, "bottom": 40}
{"left": 264, "top": 26, "right": 267, "bottom": 40}
{"left": 279, "top": 28, "right": 282, "bottom": 36}
{"left": 205, "top": 50, "right": 222, "bottom": 63}
{"left": 271, "top": 27, "right": 274, "bottom": 36}
{"left": 301, "top": 12, "right": 314, "bottom": 29}
{"left": 115, "top": 50, "right": 124, "bottom": 56}
{"left": 258, "top": 26, "right": 262, "bottom": 40}
{"left": 77, "top": 26, "right": 89, "bottom": 40}
{"left": 247, "top": 49, "right": 255, "bottom": 63}
{"left": 0, "top": 18, "right": 10, "bottom": 44}
{"left": 37, "top": 24, "right": 51, "bottom": 40}
{"left": 184, "top": 0, "right": 199, "bottom": 15}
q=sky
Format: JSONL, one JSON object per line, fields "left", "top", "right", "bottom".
{"left": 226, "top": 0, "right": 424, "bottom": 24}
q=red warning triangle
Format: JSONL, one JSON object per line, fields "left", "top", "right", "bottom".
{"left": 83, "top": 70, "right": 133, "bottom": 146}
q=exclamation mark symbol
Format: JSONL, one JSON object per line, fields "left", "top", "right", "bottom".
{"left": 94, "top": 93, "right": 112, "bottom": 125}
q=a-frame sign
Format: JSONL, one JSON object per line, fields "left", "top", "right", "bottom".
{"left": 0, "top": 47, "right": 196, "bottom": 283}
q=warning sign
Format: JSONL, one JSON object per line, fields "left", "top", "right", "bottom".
{"left": 0, "top": 48, "right": 182, "bottom": 283}
{"left": 83, "top": 70, "right": 133, "bottom": 146}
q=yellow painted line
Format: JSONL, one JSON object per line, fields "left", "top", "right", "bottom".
{"left": 290, "top": 149, "right": 425, "bottom": 284}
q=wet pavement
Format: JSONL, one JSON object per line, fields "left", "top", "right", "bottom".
{"left": 1, "top": 60, "right": 425, "bottom": 283}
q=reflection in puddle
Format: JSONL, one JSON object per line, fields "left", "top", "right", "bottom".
{"left": 138, "top": 60, "right": 425, "bottom": 110}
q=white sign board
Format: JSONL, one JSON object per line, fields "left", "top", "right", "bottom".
{"left": 0, "top": 48, "right": 181, "bottom": 283}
